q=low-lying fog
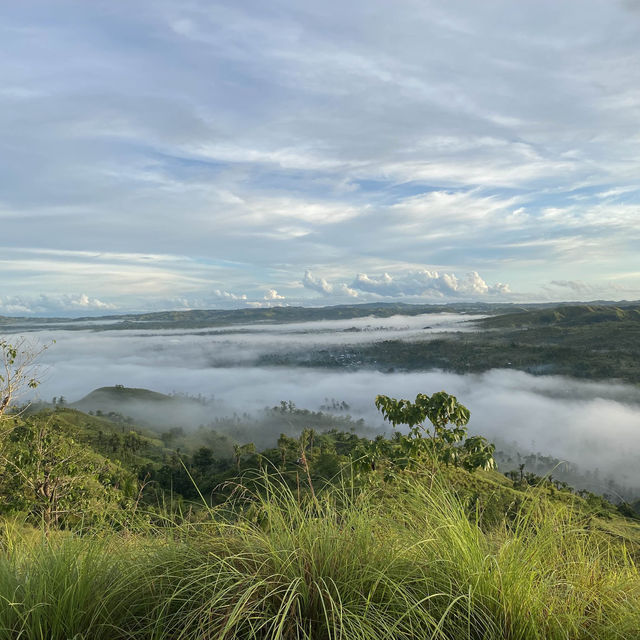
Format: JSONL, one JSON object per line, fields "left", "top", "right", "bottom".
{"left": 13, "top": 313, "right": 640, "bottom": 495}
{"left": 28, "top": 313, "right": 485, "bottom": 368}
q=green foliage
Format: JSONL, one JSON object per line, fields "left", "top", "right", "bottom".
{"left": 364, "top": 391, "right": 495, "bottom": 477}
{"left": 0, "top": 418, "right": 134, "bottom": 527}
{"left": 1, "top": 388, "right": 639, "bottom": 639}
{"left": 233, "top": 442, "right": 257, "bottom": 471}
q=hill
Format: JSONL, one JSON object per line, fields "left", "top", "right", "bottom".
{"left": 7, "top": 401, "right": 640, "bottom": 532}
{"left": 74, "top": 385, "right": 176, "bottom": 407}
{"left": 260, "top": 303, "right": 640, "bottom": 383}
{"left": 0, "top": 301, "right": 506, "bottom": 332}
{"left": 479, "top": 304, "right": 640, "bottom": 329}
{"left": 71, "top": 385, "right": 214, "bottom": 429}
{"left": 68, "top": 385, "right": 377, "bottom": 451}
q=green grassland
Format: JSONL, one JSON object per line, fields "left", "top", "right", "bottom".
{"left": 3, "top": 471, "right": 640, "bottom": 640}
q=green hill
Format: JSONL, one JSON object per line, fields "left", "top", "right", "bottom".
{"left": 479, "top": 304, "right": 640, "bottom": 329}
{"left": 284, "top": 303, "right": 640, "bottom": 383}
{"left": 73, "top": 385, "right": 175, "bottom": 408}
{"left": 0, "top": 301, "right": 572, "bottom": 332}
{"left": 71, "top": 385, "right": 214, "bottom": 430}
{"left": 5, "top": 402, "right": 639, "bottom": 538}
{"left": 72, "top": 385, "right": 181, "bottom": 413}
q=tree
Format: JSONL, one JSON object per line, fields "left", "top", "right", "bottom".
{"left": 0, "top": 419, "right": 133, "bottom": 527}
{"left": 193, "top": 446, "right": 215, "bottom": 471}
{"left": 366, "top": 391, "right": 495, "bottom": 475}
{"left": 1, "top": 337, "right": 48, "bottom": 422}
{"left": 123, "top": 430, "right": 143, "bottom": 454}
{"left": 233, "top": 442, "right": 256, "bottom": 472}
{"left": 300, "top": 427, "right": 316, "bottom": 453}
{"left": 277, "top": 433, "right": 297, "bottom": 469}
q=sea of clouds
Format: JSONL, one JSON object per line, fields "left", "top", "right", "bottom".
{"left": 8, "top": 313, "right": 640, "bottom": 493}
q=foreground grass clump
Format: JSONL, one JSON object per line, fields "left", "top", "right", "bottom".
{"left": 0, "top": 471, "right": 639, "bottom": 640}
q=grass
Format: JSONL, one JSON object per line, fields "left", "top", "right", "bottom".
{"left": 0, "top": 469, "right": 638, "bottom": 639}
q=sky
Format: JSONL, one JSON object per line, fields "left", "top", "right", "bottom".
{"left": 2, "top": 0, "right": 640, "bottom": 315}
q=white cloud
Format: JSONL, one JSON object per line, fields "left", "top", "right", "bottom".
{"left": 1, "top": 1, "right": 640, "bottom": 308}
{"left": 351, "top": 269, "right": 510, "bottom": 298}
{"left": 336, "top": 283, "right": 359, "bottom": 298}
{"left": 491, "top": 282, "right": 512, "bottom": 295}
{"left": 548, "top": 280, "right": 592, "bottom": 293}
{"left": 302, "top": 270, "right": 333, "bottom": 295}
{"left": 302, "top": 270, "right": 358, "bottom": 298}
{"left": 264, "top": 289, "right": 285, "bottom": 300}
{"left": 68, "top": 294, "right": 114, "bottom": 310}
{"left": 213, "top": 289, "right": 247, "bottom": 301}
{"left": 0, "top": 294, "right": 115, "bottom": 316}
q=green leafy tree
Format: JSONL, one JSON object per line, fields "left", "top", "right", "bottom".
{"left": 366, "top": 391, "right": 495, "bottom": 475}
{"left": 193, "top": 446, "right": 215, "bottom": 471}
{"left": 123, "top": 430, "right": 143, "bottom": 454}
{"left": 277, "top": 433, "right": 298, "bottom": 469}
{"left": 300, "top": 428, "right": 316, "bottom": 454}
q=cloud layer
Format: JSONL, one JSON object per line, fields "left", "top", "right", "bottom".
{"left": 2, "top": 1, "right": 640, "bottom": 312}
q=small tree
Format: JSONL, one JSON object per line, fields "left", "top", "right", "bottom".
{"left": 233, "top": 442, "right": 256, "bottom": 472}
{"left": 0, "top": 419, "right": 133, "bottom": 527}
{"left": 277, "top": 433, "right": 298, "bottom": 469}
{"left": 365, "top": 391, "right": 495, "bottom": 475}
{"left": 1, "top": 337, "right": 49, "bottom": 422}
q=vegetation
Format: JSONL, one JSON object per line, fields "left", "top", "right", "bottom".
{"left": 0, "top": 337, "right": 46, "bottom": 420}
{"left": 0, "top": 418, "right": 135, "bottom": 528}
{"left": 353, "top": 391, "right": 496, "bottom": 478}
{"left": 1, "top": 465, "right": 639, "bottom": 639}
{"left": 1, "top": 334, "right": 640, "bottom": 638}
{"left": 259, "top": 304, "right": 640, "bottom": 384}
{"left": 0, "top": 409, "right": 638, "bottom": 637}
{"left": 0, "top": 301, "right": 515, "bottom": 332}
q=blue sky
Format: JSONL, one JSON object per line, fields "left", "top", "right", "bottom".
{"left": 1, "top": 0, "right": 640, "bottom": 314}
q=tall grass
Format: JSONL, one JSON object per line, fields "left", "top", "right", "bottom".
{"left": 0, "top": 470, "right": 638, "bottom": 639}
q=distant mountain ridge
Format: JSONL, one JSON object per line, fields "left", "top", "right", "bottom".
{"left": 2, "top": 300, "right": 639, "bottom": 332}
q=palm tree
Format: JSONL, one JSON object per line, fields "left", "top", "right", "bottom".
{"left": 233, "top": 442, "right": 256, "bottom": 473}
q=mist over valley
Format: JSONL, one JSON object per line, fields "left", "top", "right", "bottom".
{"left": 12, "top": 308, "right": 639, "bottom": 499}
